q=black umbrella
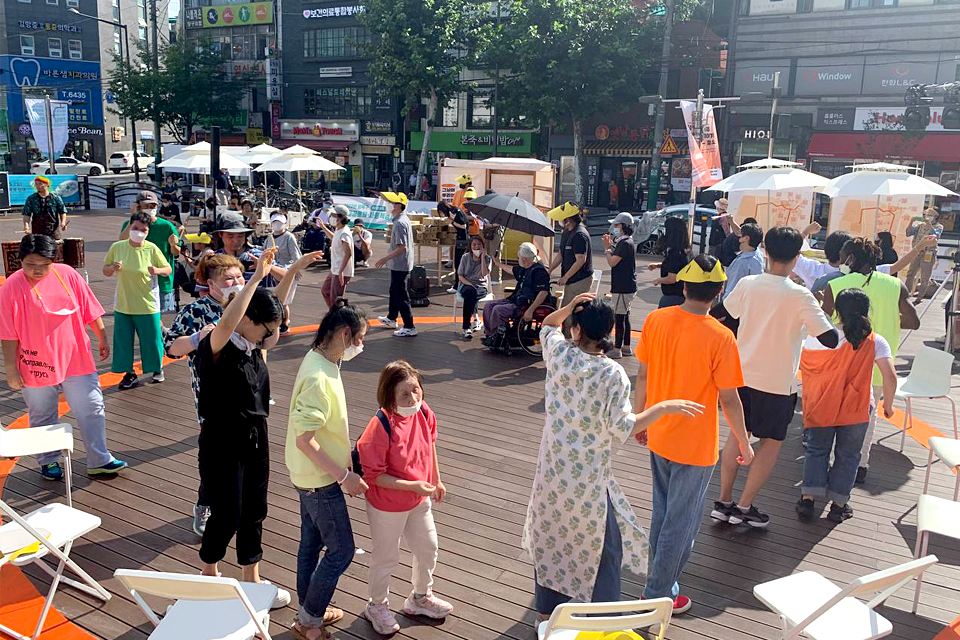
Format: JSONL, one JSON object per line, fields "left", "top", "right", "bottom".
{"left": 463, "top": 193, "right": 554, "bottom": 237}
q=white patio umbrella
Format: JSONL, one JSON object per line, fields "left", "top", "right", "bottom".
{"left": 818, "top": 162, "right": 958, "bottom": 237}
{"left": 253, "top": 146, "right": 345, "bottom": 210}
{"left": 158, "top": 147, "right": 251, "bottom": 174}
{"left": 237, "top": 143, "right": 282, "bottom": 166}
{"left": 707, "top": 162, "right": 829, "bottom": 231}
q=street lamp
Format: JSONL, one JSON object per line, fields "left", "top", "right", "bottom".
{"left": 69, "top": 7, "right": 140, "bottom": 180}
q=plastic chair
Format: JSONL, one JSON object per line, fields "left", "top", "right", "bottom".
{"left": 591, "top": 269, "right": 603, "bottom": 294}
{"left": 452, "top": 287, "right": 494, "bottom": 330}
{"left": 912, "top": 437, "right": 960, "bottom": 613}
{"left": 114, "top": 569, "right": 277, "bottom": 640}
{"left": 921, "top": 436, "right": 960, "bottom": 499}
{"left": 753, "top": 556, "right": 938, "bottom": 640}
{"left": 0, "top": 423, "right": 112, "bottom": 640}
{"left": 897, "top": 346, "right": 958, "bottom": 453}
{"left": 537, "top": 599, "right": 674, "bottom": 640}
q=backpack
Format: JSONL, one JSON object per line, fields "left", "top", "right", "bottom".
{"left": 408, "top": 265, "right": 431, "bottom": 307}
{"left": 351, "top": 406, "right": 428, "bottom": 477}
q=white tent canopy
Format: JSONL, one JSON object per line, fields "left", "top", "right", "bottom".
{"left": 707, "top": 163, "right": 829, "bottom": 230}
{"left": 818, "top": 163, "right": 956, "bottom": 200}
{"left": 158, "top": 148, "right": 250, "bottom": 174}
{"left": 237, "top": 143, "right": 282, "bottom": 166}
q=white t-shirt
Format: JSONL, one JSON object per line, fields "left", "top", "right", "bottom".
{"left": 793, "top": 254, "right": 836, "bottom": 289}
{"left": 723, "top": 273, "right": 835, "bottom": 395}
{"left": 330, "top": 227, "right": 355, "bottom": 277}
{"left": 353, "top": 228, "right": 373, "bottom": 251}
{"left": 877, "top": 264, "right": 891, "bottom": 275}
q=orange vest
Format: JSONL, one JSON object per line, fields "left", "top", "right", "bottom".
{"left": 799, "top": 334, "right": 876, "bottom": 428}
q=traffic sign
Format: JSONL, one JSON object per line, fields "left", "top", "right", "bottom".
{"left": 660, "top": 135, "right": 679, "bottom": 155}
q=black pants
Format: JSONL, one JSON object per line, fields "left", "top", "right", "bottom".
{"left": 388, "top": 269, "right": 415, "bottom": 328}
{"left": 614, "top": 313, "right": 631, "bottom": 349}
{"left": 460, "top": 284, "right": 487, "bottom": 330}
{"left": 453, "top": 243, "right": 466, "bottom": 275}
{"left": 198, "top": 420, "right": 270, "bottom": 566}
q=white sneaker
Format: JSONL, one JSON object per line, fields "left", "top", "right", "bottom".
{"left": 260, "top": 580, "right": 291, "bottom": 609}
{"left": 364, "top": 601, "right": 400, "bottom": 635}
{"left": 936, "top": 334, "right": 947, "bottom": 343}
{"left": 463, "top": 328, "right": 473, "bottom": 339}
{"left": 447, "top": 287, "right": 458, "bottom": 294}
{"left": 394, "top": 327, "right": 418, "bottom": 337}
{"left": 378, "top": 316, "right": 399, "bottom": 329}
{"left": 471, "top": 318, "right": 484, "bottom": 332}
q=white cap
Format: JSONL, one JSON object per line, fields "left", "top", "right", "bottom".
{"left": 270, "top": 212, "right": 287, "bottom": 224}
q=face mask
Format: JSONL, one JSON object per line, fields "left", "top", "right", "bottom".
{"left": 839, "top": 263, "right": 852, "bottom": 275}
{"left": 271, "top": 221, "right": 284, "bottom": 233}
{"left": 395, "top": 400, "right": 422, "bottom": 417}
{"left": 341, "top": 334, "right": 364, "bottom": 361}
{"left": 472, "top": 249, "right": 482, "bottom": 258}
{"left": 229, "top": 331, "right": 258, "bottom": 355}
{"left": 129, "top": 230, "right": 147, "bottom": 243}
{"left": 220, "top": 284, "right": 243, "bottom": 302}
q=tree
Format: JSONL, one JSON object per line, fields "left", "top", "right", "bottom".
{"left": 108, "top": 38, "right": 255, "bottom": 144}
{"left": 486, "top": 0, "right": 683, "bottom": 202}
{"left": 359, "top": 0, "right": 483, "bottom": 199}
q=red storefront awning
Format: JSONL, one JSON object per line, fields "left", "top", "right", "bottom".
{"left": 275, "top": 139, "right": 351, "bottom": 151}
{"left": 807, "top": 132, "right": 960, "bottom": 163}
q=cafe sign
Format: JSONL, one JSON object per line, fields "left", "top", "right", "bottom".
{"left": 280, "top": 119, "right": 359, "bottom": 141}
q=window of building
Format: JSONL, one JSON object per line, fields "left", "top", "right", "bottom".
{"left": 112, "top": 0, "right": 120, "bottom": 20}
{"left": 47, "top": 0, "right": 58, "bottom": 5}
{"left": 303, "top": 27, "right": 369, "bottom": 59}
{"left": 48, "top": 38, "right": 63, "bottom": 58}
{"left": 797, "top": 0, "right": 814, "bottom": 11}
{"left": 847, "top": 0, "right": 896, "bottom": 7}
{"left": 231, "top": 34, "right": 257, "bottom": 60}
{"left": 935, "top": 0, "right": 959, "bottom": 4}
{"left": 114, "top": 29, "right": 122, "bottom": 55}
{"left": 303, "top": 86, "right": 374, "bottom": 118}
{"left": 20, "top": 35, "right": 35, "bottom": 55}
{"left": 440, "top": 96, "right": 459, "bottom": 127}
{"left": 69, "top": 39, "right": 82, "bottom": 59}
{"left": 18, "top": 0, "right": 31, "bottom": 4}
{"left": 738, "top": 0, "right": 751, "bottom": 15}
{"left": 467, "top": 89, "right": 493, "bottom": 128}
{"left": 66, "top": 0, "right": 79, "bottom": 7}
{"left": 138, "top": 26, "right": 147, "bottom": 42}
{"left": 138, "top": 0, "right": 147, "bottom": 22}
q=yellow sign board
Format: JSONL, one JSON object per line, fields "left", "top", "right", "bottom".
{"left": 246, "top": 127, "right": 269, "bottom": 145}
{"left": 659, "top": 135, "right": 679, "bottom": 155}
{"left": 202, "top": 2, "right": 273, "bottom": 28}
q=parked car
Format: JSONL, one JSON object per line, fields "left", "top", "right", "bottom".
{"left": 108, "top": 151, "right": 153, "bottom": 174}
{"left": 31, "top": 156, "right": 105, "bottom": 176}
{"left": 609, "top": 205, "right": 717, "bottom": 254}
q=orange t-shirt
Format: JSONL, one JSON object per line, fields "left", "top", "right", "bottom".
{"left": 635, "top": 306, "right": 744, "bottom": 466}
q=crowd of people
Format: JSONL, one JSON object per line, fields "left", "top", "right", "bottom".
{"left": 4, "top": 171, "right": 951, "bottom": 638}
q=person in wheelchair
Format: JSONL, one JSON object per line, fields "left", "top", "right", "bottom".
{"left": 481, "top": 242, "right": 551, "bottom": 348}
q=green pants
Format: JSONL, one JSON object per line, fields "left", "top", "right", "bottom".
{"left": 112, "top": 312, "right": 163, "bottom": 374}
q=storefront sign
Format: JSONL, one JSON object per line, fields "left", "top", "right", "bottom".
{"left": 226, "top": 60, "right": 267, "bottom": 78}
{"left": 246, "top": 127, "right": 269, "bottom": 144}
{"left": 795, "top": 58, "right": 864, "bottom": 96}
{"left": 184, "top": 7, "right": 203, "bottom": 29}
{"left": 249, "top": 111, "right": 263, "bottom": 128}
{"left": 266, "top": 59, "right": 281, "bottom": 101}
{"left": 593, "top": 124, "right": 653, "bottom": 142}
{"left": 302, "top": 5, "right": 364, "bottom": 18}
{"left": 409, "top": 130, "right": 535, "bottom": 154}
{"left": 816, "top": 108, "right": 856, "bottom": 131}
{"left": 360, "top": 135, "right": 395, "bottom": 146}
{"left": 363, "top": 121, "right": 393, "bottom": 134}
{"left": 362, "top": 145, "right": 392, "bottom": 155}
{"left": 862, "top": 58, "right": 938, "bottom": 95}
{"left": 318, "top": 67, "right": 352, "bottom": 78}
{"left": 460, "top": 133, "right": 524, "bottom": 146}
{"left": 0, "top": 57, "right": 104, "bottom": 127}
{"left": 17, "top": 21, "right": 81, "bottom": 33}
{"left": 8, "top": 174, "right": 81, "bottom": 206}
{"left": 202, "top": 1, "right": 273, "bottom": 28}
{"left": 70, "top": 125, "right": 104, "bottom": 136}
{"left": 280, "top": 119, "right": 359, "bottom": 141}
{"left": 854, "top": 106, "right": 948, "bottom": 132}
{"left": 732, "top": 59, "right": 791, "bottom": 94}
{"left": 111, "top": 126, "right": 123, "bottom": 142}
{"left": 741, "top": 129, "right": 772, "bottom": 139}
{"left": 270, "top": 103, "right": 281, "bottom": 138}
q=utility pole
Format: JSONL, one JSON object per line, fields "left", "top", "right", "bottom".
{"left": 645, "top": 0, "right": 674, "bottom": 211}
{"left": 44, "top": 95, "right": 57, "bottom": 175}
{"left": 150, "top": 0, "right": 162, "bottom": 182}
{"left": 491, "top": 0, "right": 501, "bottom": 158}
{"left": 766, "top": 71, "right": 780, "bottom": 159}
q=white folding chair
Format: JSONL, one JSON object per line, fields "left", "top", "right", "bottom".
{"left": 912, "top": 437, "right": 960, "bottom": 613}
{"left": 537, "top": 599, "right": 674, "bottom": 640}
{"left": 591, "top": 269, "right": 603, "bottom": 295}
{"left": 0, "top": 423, "right": 112, "bottom": 640}
{"left": 114, "top": 569, "right": 277, "bottom": 640}
{"left": 920, "top": 436, "right": 960, "bottom": 499}
{"left": 753, "top": 556, "right": 938, "bottom": 640}
{"left": 897, "top": 347, "right": 958, "bottom": 453}
{"left": 452, "top": 287, "right": 494, "bottom": 330}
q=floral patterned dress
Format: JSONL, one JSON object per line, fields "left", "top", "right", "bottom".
{"left": 522, "top": 326, "right": 649, "bottom": 602}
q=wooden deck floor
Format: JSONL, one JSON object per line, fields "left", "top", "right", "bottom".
{"left": 1, "top": 210, "right": 958, "bottom": 640}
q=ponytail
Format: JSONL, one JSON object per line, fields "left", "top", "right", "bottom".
{"left": 834, "top": 288, "right": 872, "bottom": 350}
{"left": 570, "top": 299, "right": 616, "bottom": 353}
{"left": 312, "top": 298, "right": 367, "bottom": 348}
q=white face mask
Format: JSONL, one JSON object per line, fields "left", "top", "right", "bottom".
{"left": 229, "top": 331, "right": 257, "bottom": 355}
{"left": 271, "top": 220, "right": 284, "bottom": 233}
{"left": 220, "top": 284, "right": 243, "bottom": 302}
{"left": 342, "top": 338, "right": 364, "bottom": 362}
{"left": 839, "top": 263, "right": 852, "bottom": 275}
{"left": 472, "top": 249, "right": 482, "bottom": 258}
{"left": 129, "top": 229, "right": 147, "bottom": 243}
{"left": 395, "top": 400, "right": 422, "bottom": 417}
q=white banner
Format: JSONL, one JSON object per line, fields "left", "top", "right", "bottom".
{"left": 679, "top": 101, "right": 723, "bottom": 188}
{"left": 331, "top": 195, "right": 437, "bottom": 230}
{"left": 25, "top": 98, "right": 70, "bottom": 162}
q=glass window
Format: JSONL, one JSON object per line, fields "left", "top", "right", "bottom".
{"left": 848, "top": 0, "right": 896, "bottom": 7}
{"left": 66, "top": 0, "right": 79, "bottom": 6}
{"left": 112, "top": 0, "right": 120, "bottom": 20}
{"left": 48, "top": 38, "right": 62, "bottom": 58}
{"left": 303, "top": 86, "right": 374, "bottom": 118}
{"left": 138, "top": 26, "right": 147, "bottom": 41}
{"left": 47, "top": 0, "right": 58, "bottom": 5}
{"left": 18, "top": 0, "right": 30, "bottom": 4}
{"left": 69, "top": 39, "right": 82, "bottom": 59}
{"left": 20, "top": 36, "right": 35, "bottom": 56}
{"left": 440, "top": 96, "right": 459, "bottom": 127}
{"left": 797, "top": 0, "right": 814, "bottom": 11}
{"left": 114, "top": 29, "right": 122, "bottom": 55}
{"left": 739, "top": 0, "right": 750, "bottom": 15}
{"left": 467, "top": 89, "right": 493, "bottom": 129}
{"left": 303, "top": 27, "right": 369, "bottom": 59}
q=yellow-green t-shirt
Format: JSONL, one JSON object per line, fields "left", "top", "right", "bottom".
{"left": 285, "top": 350, "right": 351, "bottom": 489}
{"left": 104, "top": 239, "right": 169, "bottom": 315}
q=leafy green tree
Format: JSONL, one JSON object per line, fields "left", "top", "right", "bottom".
{"left": 108, "top": 38, "right": 255, "bottom": 144}
{"left": 359, "top": 0, "right": 483, "bottom": 198}
{"left": 486, "top": 0, "right": 674, "bottom": 202}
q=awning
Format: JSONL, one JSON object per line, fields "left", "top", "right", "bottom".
{"left": 583, "top": 141, "right": 686, "bottom": 157}
{"left": 276, "top": 139, "right": 351, "bottom": 151}
{"left": 807, "top": 132, "right": 960, "bottom": 163}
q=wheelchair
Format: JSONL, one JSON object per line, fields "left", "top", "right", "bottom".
{"left": 486, "top": 300, "right": 557, "bottom": 357}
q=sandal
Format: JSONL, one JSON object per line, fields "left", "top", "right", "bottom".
{"left": 324, "top": 606, "right": 344, "bottom": 625}
{"left": 290, "top": 621, "right": 331, "bottom": 640}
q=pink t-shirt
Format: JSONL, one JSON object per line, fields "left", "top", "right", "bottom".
{"left": 0, "top": 264, "right": 105, "bottom": 387}
{"left": 358, "top": 401, "right": 437, "bottom": 512}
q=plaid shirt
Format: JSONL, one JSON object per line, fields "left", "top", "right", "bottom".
{"left": 164, "top": 295, "right": 222, "bottom": 419}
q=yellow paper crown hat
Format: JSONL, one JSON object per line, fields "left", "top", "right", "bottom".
{"left": 547, "top": 201, "right": 583, "bottom": 221}
{"left": 677, "top": 257, "right": 727, "bottom": 283}
{"left": 455, "top": 174, "right": 473, "bottom": 185}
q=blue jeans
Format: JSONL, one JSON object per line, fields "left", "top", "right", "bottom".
{"left": 21, "top": 372, "right": 113, "bottom": 469}
{"left": 296, "top": 483, "right": 355, "bottom": 627}
{"left": 802, "top": 422, "right": 869, "bottom": 505}
{"left": 643, "top": 452, "right": 715, "bottom": 600}
{"left": 534, "top": 494, "right": 622, "bottom": 614}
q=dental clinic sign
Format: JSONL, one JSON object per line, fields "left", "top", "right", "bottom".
{"left": 0, "top": 56, "right": 104, "bottom": 126}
